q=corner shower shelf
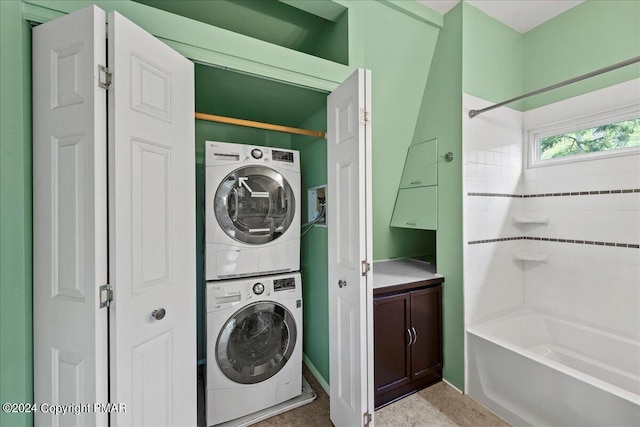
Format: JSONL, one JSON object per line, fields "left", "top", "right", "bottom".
{"left": 512, "top": 217, "right": 548, "bottom": 225}
{"left": 513, "top": 252, "right": 547, "bottom": 262}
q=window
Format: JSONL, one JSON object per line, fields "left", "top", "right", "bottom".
{"left": 528, "top": 107, "right": 640, "bottom": 167}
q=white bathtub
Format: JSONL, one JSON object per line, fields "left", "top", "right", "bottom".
{"left": 467, "top": 309, "right": 640, "bottom": 427}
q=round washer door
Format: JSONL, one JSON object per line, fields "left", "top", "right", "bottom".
{"left": 216, "top": 301, "right": 297, "bottom": 384}
{"left": 215, "top": 166, "right": 295, "bottom": 245}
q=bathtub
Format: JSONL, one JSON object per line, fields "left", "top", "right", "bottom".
{"left": 467, "top": 309, "right": 640, "bottom": 427}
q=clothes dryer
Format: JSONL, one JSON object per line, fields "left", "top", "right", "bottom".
{"left": 205, "top": 141, "right": 300, "bottom": 280}
{"left": 206, "top": 273, "right": 302, "bottom": 426}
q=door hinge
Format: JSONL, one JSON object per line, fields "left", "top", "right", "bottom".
{"left": 99, "top": 284, "right": 113, "bottom": 308}
{"left": 361, "top": 260, "right": 371, "bottom": 276}
{"left": 98, "top": 65, "right": 112, "bottom": 90}
{"left": 363, "top": 411, "right": 372, "bottom": 426}
{"left": 360, "top": 108, "right": 370, "bottom": 124}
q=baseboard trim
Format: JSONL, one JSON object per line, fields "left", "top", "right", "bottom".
{"left": 442, "top": 378, "right": 464, "bottom": 394}
{"left": 302, "top": 353, "right": 330, "bottom": 396}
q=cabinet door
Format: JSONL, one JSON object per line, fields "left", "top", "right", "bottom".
{"left": 399, "top": 139, "right": 437, "bottom": 189}
{"left": 390, "top": 186, "right": 438, "bottom": 230}
{"left": 374, "top": 293, "right": 411, "bottom": 399}
{"left": 409, "top": 286, "right": 442, "bottom": 381}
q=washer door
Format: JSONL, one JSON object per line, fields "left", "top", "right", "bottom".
{"left": 216, "top": 301, "right": 297, "bottom": 384}
{"left": 215, "top": 166, "right": 295, "bottom": 245}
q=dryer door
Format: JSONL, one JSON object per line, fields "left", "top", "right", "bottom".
{"left": 215, "top": 166, "right": 295, "bottom": 244}
{"left": 216, "top": 301, "right": 297, "bottom": 384}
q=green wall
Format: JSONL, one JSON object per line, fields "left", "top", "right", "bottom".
{"left": 461, "top": 0, "right": 640, "bottom": 112}
{"left": 293, "top": 108, "right": 330, "bottom": 383}
{"left": 522, "top": 0, "right": 640, "bottom": 110}
{"left": 412, "top": 3, "right": 465, "bottom": 391}
{"left": 462, "top": 2, "right": 524, "bottom": 109}
{"left": 348, "top": 1, "right": 441, "bottom": 262}
{"left": 134, "top": 0, "right": 349, "bottom": 64}
{"left": 0, "top": 2, "right": 33, "bottom": 427}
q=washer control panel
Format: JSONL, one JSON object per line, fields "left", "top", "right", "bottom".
{"left": 274, "top": 277, "right": 296, "bottom": 292}
{"left": 246, "top": 281, "right": 271, "bottom": 299}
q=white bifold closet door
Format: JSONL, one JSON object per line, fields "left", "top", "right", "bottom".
{"left": 33, "top": 5, "right": 196, "bottom": 426}
{"left": 327, "top": 69, "right": 374, "bottom": 427}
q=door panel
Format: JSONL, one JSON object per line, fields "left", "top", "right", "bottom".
{"left": 399, "top": 139, "right": 438, "bottom": 189}
{"left": 132, "top": 331, "right": 174, "bottom": 426}
{"left": 374, "top": 294, "right": 410, "bottom": 398}
{"left": 390, "top": 187, "right": 438, "bottom": 230}
{"left": 328, "top": 68, "right": 373, "bottom": 427}
{"left": 33, "top": 6, "right": 108, "bottom": 426}
{"left": 108, "top": 11, "right": 196, "bottom": 426}
{"left": 410, "top": 287, "right": 443, "bottom": 380}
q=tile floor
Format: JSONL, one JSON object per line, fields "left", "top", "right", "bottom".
{"left": 200, "top": 365, "right": 510, "bottom": 427}
{"left": 252, "top": 367, "right": 510, "bottom": 427}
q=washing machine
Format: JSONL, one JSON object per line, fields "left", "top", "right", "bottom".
{"left": 206, "top": 272, "right": 302, "bottom": 426}
{"left": 206, "top": 141, "right": 300, "bottom": 280}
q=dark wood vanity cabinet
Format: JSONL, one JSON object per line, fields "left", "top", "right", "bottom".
{"left": 374, "top": 282, "right": 442, "bottom": 408}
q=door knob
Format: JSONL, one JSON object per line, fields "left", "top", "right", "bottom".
{"left": 338, "top": 280, "right": 347, "bottom": 288}
{"left": 151, "top": 308, "right": 166, "bottom": 320}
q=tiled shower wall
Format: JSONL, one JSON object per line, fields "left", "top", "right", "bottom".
{"left": 462, "top": 94, "right": 524, "bottom": 324}
{"left": 521, "top": 80, "right": 640, "bottom": 336}
{"left": 463, "top": 80, "right": 640, "bottom": 337}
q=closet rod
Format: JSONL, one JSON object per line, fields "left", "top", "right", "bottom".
{"left": 194, "top": 112, "right": 326, "bottom": 138}
{"left": 468, "top": 56, "right": 640, "bottom": 119}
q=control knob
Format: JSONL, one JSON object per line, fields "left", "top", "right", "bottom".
{"left": 253, "top": 282, "right": 265, "bottom": 295}
{"left": 251, "top": 148, "right": 263, "bottom": 159}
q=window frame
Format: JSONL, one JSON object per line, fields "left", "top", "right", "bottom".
{"left": 527, "top": 104, "right": 640, "bottom": 168}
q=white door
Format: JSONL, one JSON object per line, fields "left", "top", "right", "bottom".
{"left": 34, "top": 6, "right": 196, "bottom": 426}
{"left": 108, "top": 11, "right": 196, "bottom": 426}
{"left": 327, "top": 69, "right": 374, "bottom": 427}
{"left": 33, "top": 6, "right": 109, "bottom": 426}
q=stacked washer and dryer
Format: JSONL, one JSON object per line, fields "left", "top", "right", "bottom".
{"left": 205, "top": 141, "right": 303, "bottom": 426}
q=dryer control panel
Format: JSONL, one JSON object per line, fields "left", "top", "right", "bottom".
{"left": 206, "top": 141, "right": 300, "bottom": 172}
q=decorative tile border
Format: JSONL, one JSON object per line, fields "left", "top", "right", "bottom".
{"left": 467, "top": 236, "right": 639, "bottom": 249}
{"left": 467, "top": 189, "right": 640, "bottom": 198}
{"left": 467, "top": 193, "right": 521, "bottom": 198}
{"left": 468, "top": 237, "right": 522, "bottom": 244}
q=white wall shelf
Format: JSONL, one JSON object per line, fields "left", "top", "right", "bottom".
{"left": 513, "top": 252, "right": 547, "bottom": 262}
{"left": 512, "top": 217, "right": 548, "bottom": 225}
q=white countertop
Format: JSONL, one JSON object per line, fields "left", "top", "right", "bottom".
{"left": 372, "top": 259, "right": 443, "bottom": 289}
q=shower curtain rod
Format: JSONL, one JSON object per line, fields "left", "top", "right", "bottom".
{"left": 468, "top": 56, "right": 640, "bottom": 119}
{"left": 194, "top": 112, "right": 326, "bottom": 138}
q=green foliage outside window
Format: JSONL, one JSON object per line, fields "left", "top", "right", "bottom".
{"left": 539, "top": 118, "right": 640, "bottom": 160}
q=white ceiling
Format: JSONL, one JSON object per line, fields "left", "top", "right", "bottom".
{"left": 417, "top": 0, "right": 585, "bottom": 33}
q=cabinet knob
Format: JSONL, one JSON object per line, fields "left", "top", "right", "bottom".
{"left": 407, "top": 329, "right": 412, "bottom": 346}
{"left": 411, "top": 326, "right": 417, "bottom": 344}
{"left": 338, "top": 280, "right": 347, "bottom": 288}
